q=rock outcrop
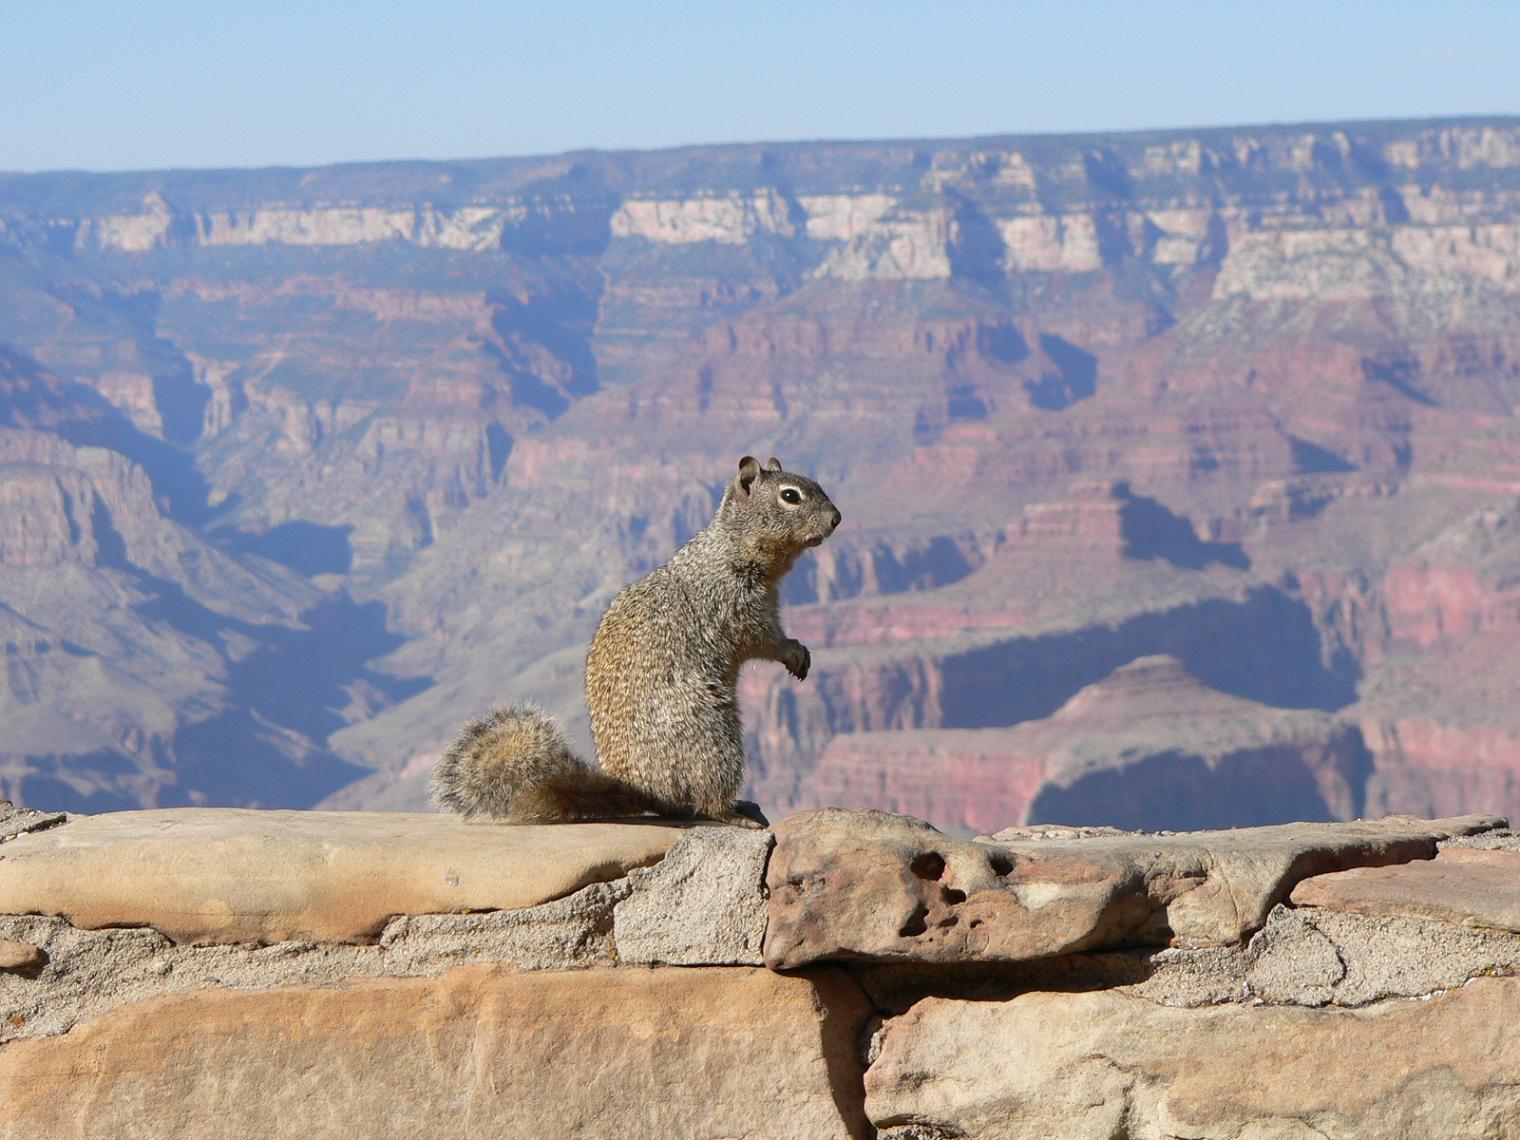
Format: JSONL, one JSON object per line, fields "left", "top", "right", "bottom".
{"left": 5, "top": 802, "right": 1520, "bottom": 1137}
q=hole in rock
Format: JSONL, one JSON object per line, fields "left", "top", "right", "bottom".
{"left": 988, "top": 854, "right": 1014, "bottom": 877}
{"left": 910, "top": 852, "right": 946, "bottom": 881}
{"left": 898, "top": 905, "right": 930, "bottom": 938}
{"left": 941, "top": 887, "right": 966, "bottom": 905}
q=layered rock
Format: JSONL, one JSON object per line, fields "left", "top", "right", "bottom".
{"left": 4, "top": 118, "right": 1520, "bottom": 827}
{"left": 762, "top": 807, "right": 1498, "bottom": 968}
{"left": 4, "top": 804, "right": 1520, "bottom": 1137}
{"left": 1, "top": 965, "right": 870, "bottom": 1140}
{"left": 867, "top": 980, "right": 1520, "bottom": 1138}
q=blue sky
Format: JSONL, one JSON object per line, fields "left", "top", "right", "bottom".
{"left": 4, "top": 1, "right": 1518, "bottom": 173}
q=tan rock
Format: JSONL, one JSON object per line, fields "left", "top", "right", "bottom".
{"left": 0, "top": 939, "right": 41, "bottom": 971}
{"left": 1290, "top": 847, "right": 1520, "bottom": 931}
{"left": 764, "top": 808, "right": 1503, "bottom": 968}
{"left": 867, "top": 978, "right": 1520, "bottom": 1139}
{"left": 1, "top": 882, "right": 631, "bottom": 1044}
{"left": 0, "top": 964, "right": 871, "bottom": 1140}
{"left": 0, "top": 809, "right": 695, "bottom": 944}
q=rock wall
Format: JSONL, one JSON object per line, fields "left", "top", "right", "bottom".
{"left": 4, "top": 801, "right": 1520, "bottom": 1138}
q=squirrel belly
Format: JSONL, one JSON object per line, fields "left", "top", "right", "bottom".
{"left": 433, "top": 455, "right": 841, "bottom": 826}
{"left": 432, "top": 705, "right": 664, "bottom": 822}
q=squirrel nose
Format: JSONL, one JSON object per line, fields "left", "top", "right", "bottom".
{"left": 830, "top": 508, "right": 842, "bottom": 529}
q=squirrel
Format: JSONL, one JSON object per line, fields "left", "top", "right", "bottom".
{"left": 433, "top": 455, "right": 841, "bottom": 827}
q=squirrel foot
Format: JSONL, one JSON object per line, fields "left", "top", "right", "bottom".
{"left": 780, "top": 639, "right": 811, "bottom": 681}
{"left": 713, "top": 800, "right": 769, "bottom": 829}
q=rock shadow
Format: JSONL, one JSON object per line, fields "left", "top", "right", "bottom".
{"left": 1289, "top": 437, "right": 1357, "bottom": 475}
{"left": 1028, "top": 747, "right": 1347, "bottom": 832}
{"left": 222, "top": 521, "right": 355, "bottom": 576}
{"left": 1026, "top": 334, "right": 1097, "bottom": 411}
{"left": 937, "top": 586, "right": 1360, "bottom": 730}
{"left": 88, "top": 504, "right": 430, "bottom": 807}
{"left": 485, "top": 283, "right": 602, "bottom": 420}
{"left": 1116, "top": 483, "right": 1249, "bottom": 570}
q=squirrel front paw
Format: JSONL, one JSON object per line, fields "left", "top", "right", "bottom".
{"left": 780, "top": 638, "right": 811, "bottom": 681}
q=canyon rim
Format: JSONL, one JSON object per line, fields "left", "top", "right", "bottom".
{"left": 0, "top": 116, "right": 1518, "bottom": 831}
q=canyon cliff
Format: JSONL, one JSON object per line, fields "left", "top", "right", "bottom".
{"left": 1, "top": 116, "right": 1519, "bottom": 829}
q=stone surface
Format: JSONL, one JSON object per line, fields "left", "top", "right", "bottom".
{"left": 0, "top": 804, "right": 67, "bottom": 843}
{"left": 0, "top": 879, "right": 630, "bottom": 1043}
{"left": 0, "top": 964, "right": 872, "bottom": 1140}
{"left": 764, "top": 808, "right": 1503, "bottom": 968}
{"left": 8, "top": 807, "right": 1520, "bottom": 1136}
{"left": 1444, "top": 827, "right": 1520, "bottom": 852}
{"left": 852, "top": 943, "right": 1248, "bottom": 1018}
{"left": 867, "top": 978, "right": 1520, "bottom": 1139}
{"left": 613, "top": 826, "right": 771, "bottom": 965}
{"left": 380, "top": 877, "right": 630, "bottom": 972}
{"left": 0, "top": 809, "right": 694, "bottom": 943}
{"left": 1246, "top": 903, "right": 1520, "bottom": 1008}
{"left": 1290, "top": 846, "right": 1520, "bottom": 931}
{"left": 0, "top": 939, "right": 42, "bottom": 972}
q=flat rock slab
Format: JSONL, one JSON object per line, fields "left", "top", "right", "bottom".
{"left": 765, "top": 808, "right": 1503, "bottom": 968}
{"left": 0, "top": 809, "right": 695, "bottom": 944}
{"left": 0, "top": 964, "right": 870, "bottom": 1140}
{"left": 867, "top": 977, "right": 1520, "bottom": 1139}
{"left": 1290, "top": 846, "right": 1520, "bottom": 932}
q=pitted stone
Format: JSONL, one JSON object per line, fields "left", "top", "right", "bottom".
{"left": 765, "top": 808, "right": 1504, "bottom": 969}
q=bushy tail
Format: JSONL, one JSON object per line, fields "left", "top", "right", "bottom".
{"left": 432, "top": 704, "right": 666, "bottom": 822}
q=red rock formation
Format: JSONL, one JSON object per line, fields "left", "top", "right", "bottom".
{"left": 1, "top": 118, "right": 1519, "bottom": 825}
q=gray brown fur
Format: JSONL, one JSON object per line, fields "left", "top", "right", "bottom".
{"left": 433, "top": 704, "right": 665, "bottom": 821}
{"left": 433, "top": 456, "right": 840, "bottom": 825}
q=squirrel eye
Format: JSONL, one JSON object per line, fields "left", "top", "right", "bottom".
{"left": 780, "top": 487, "right": 802, "bottom": 504}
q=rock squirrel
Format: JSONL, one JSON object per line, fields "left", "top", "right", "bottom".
{"left": 433, "top": 455, "right": 841, "bottom": 827}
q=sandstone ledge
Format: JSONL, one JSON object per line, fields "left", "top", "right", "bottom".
{"left": 4, "top": 804, "right": 1519, "bottom": 1138}
{"left": 0, "top": 964, "right": 871, "bottom": 1140}
{"left": 0, "top": 808, "right": 696, "bottom": 944}
{"left": 763, "top": 807, "right": 1503, "bottom": 969}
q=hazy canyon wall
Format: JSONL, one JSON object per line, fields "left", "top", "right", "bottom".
{"left": 0, "top": 117, "right": 1518, "bottom": 827}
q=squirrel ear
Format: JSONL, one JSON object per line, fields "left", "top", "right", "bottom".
{"left": 765, "top": 456, "right": 782, "bottom": 472}
{"left": 735, "top": 456, "right": 762, "bottom": 495}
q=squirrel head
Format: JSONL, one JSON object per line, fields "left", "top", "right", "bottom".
{"left": 720, "top": 455, "right": 841, "bottom": 572}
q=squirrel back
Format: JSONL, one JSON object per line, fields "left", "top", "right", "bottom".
{"left": 434, "top": 455, "right": 840, "bottom": 825}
